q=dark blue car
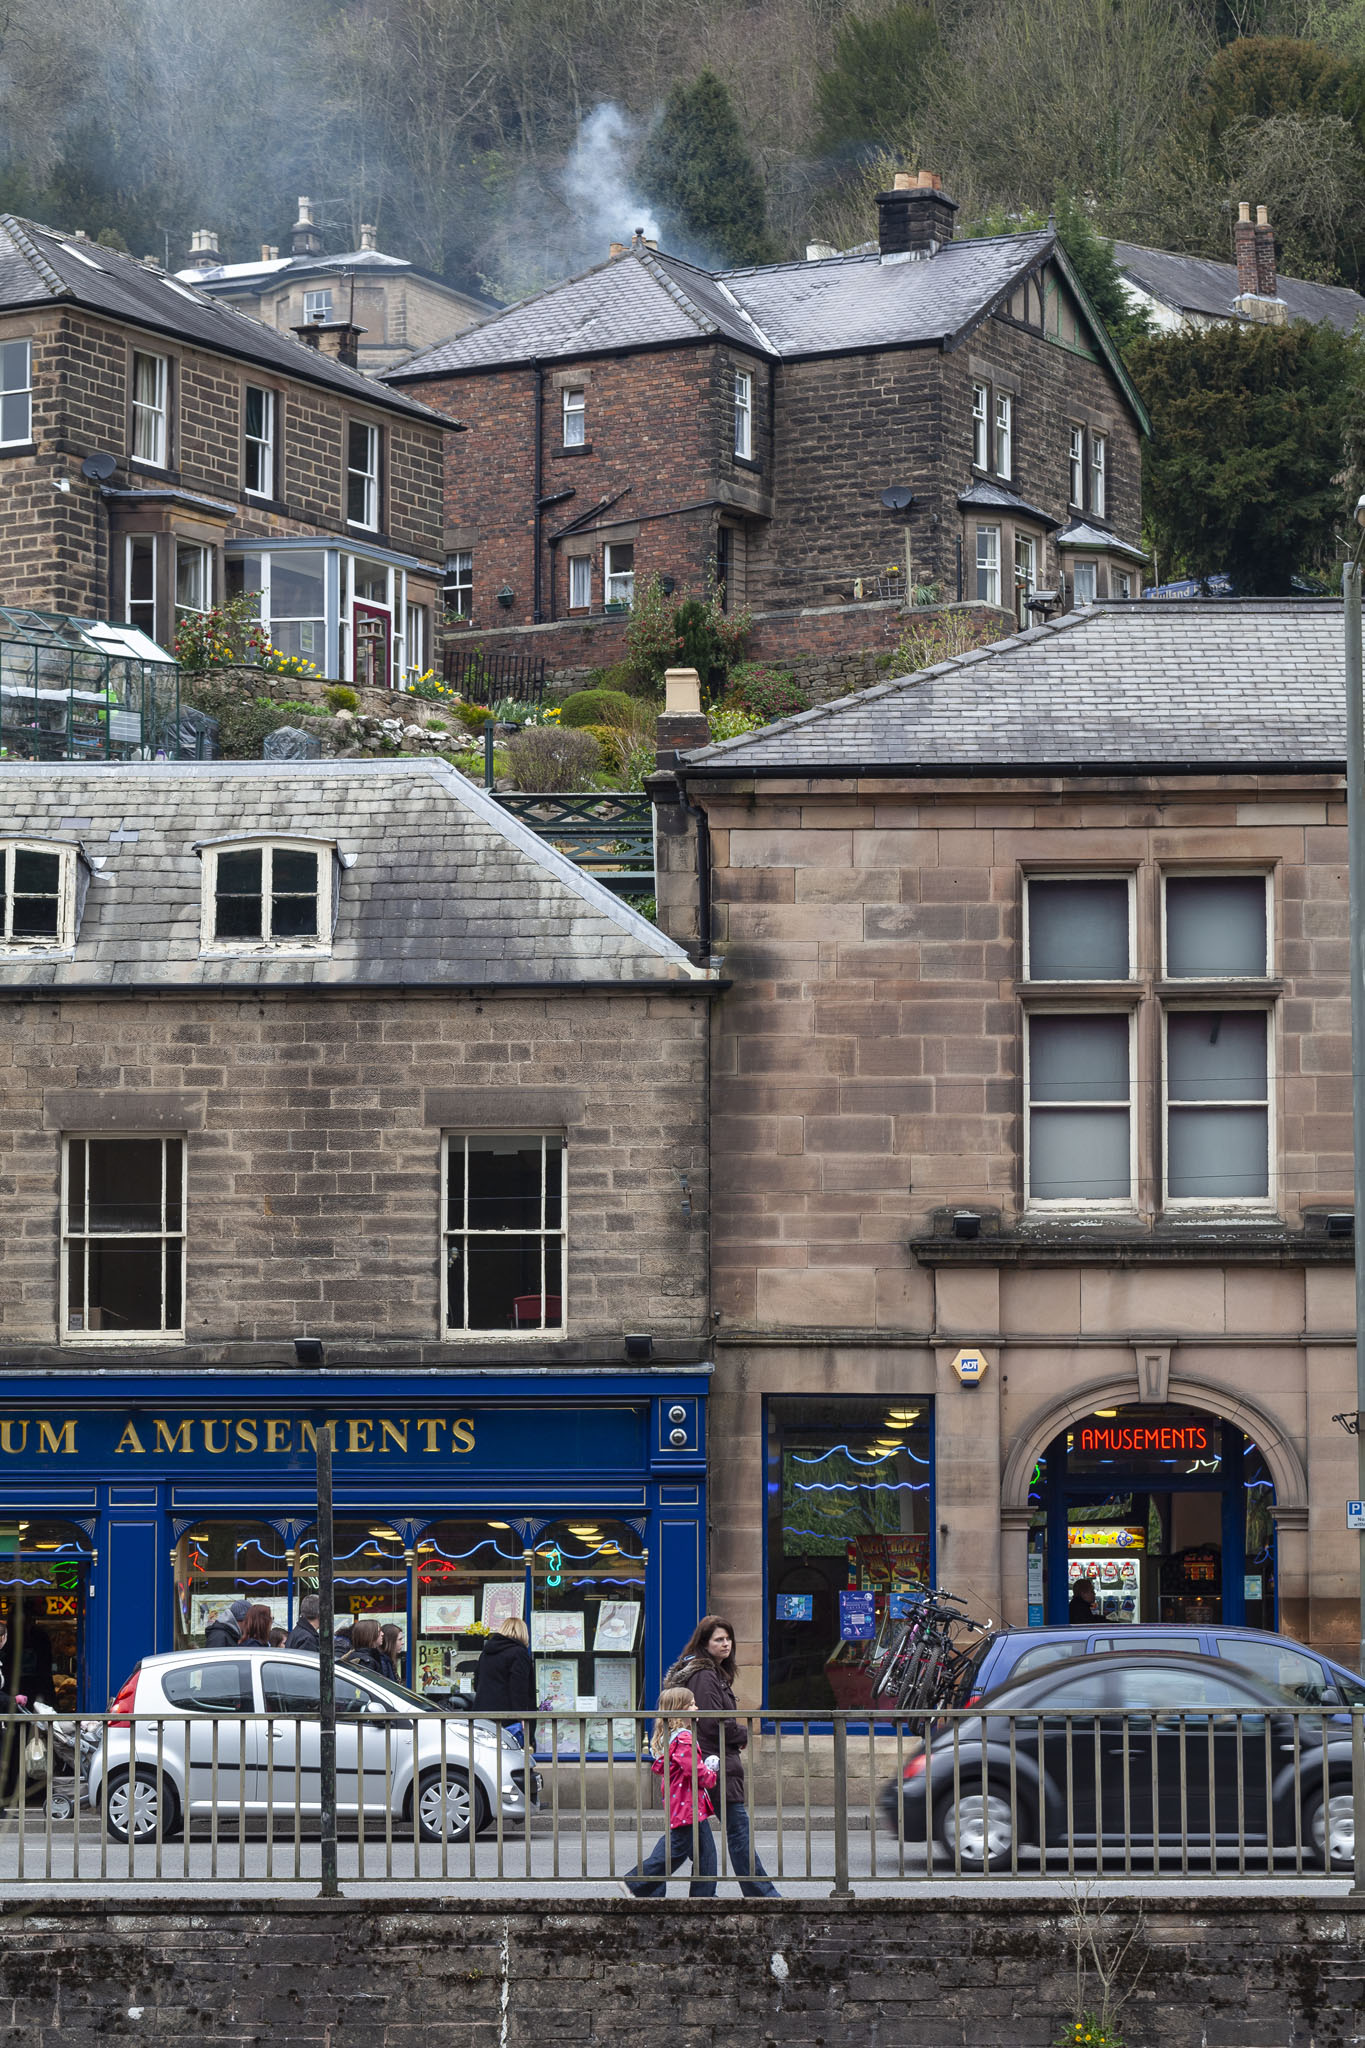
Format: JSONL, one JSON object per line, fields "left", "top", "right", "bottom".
{"left": 955, "top": 1624, "right": 1365, "bottom": 1707}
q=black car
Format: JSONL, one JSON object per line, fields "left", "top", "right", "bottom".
{"left": 879, "top": 1650, "right": 1354, "bottom": 1872}
{"left": 951, "top": 1623, "right": 1365, "bottom": 1709}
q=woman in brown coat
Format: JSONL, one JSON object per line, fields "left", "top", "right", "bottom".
{"left": 664, "top": 1614, "right": 779, "bottom": 1896}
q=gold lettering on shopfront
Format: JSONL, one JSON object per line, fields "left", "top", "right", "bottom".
{"left": 346, "top": 1419, "right": 373, "bottom": 1454}
{"left": 154, "top": 1420, "right": 194, "bottom": 1456}
{"left": 21, "top": 1412, "right": 481, "bottom": 1458}
{"left": 417, "top": 1417, "right": 443, "bottom": 1452}
{"left": 0, "top": 1422, "right": 27, "bottom": 1454}
{"left": 202, "top": 1421, "right": 230, "bottom": 1454}
{"left": 37, "top": 1421, "right": 76, "bottom": 1455}
{"left": 115, "top": 1422, "right": 146, "bottom": 1455}
{"left": 265, "top": 1419, "right": 291, "bottom": 1454}
{"left": 235, "top": 1419, "right": 258, "bottom": 1453}
{"left": 450, "top": 1417, "right": 476, "bottom": 1455}
{"left": 299, "top": 1421, "right": 339, "bottom": 1454}
{"left": 379, "top": 1420, "right": 408, "bottom": 1454}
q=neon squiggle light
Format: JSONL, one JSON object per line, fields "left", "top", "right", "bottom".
{"left": 793, "top": 1444, "right": 931, "bottom": 1469}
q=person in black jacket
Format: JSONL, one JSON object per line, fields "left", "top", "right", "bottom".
{"left": 665, "top": 1614, "right": 778, "bottom": 1897}
{"left": 204, "top": 1599, "right": 249, "bottom": 1649}
{"left": 339, "top": 1616, "right": 387, "bottom": 1676}
{"left": 285, "top": 1595, "right": 322, "bottom": 1652}
{"left": 472, "top": 1618, "right": 535, "bottom": 1740}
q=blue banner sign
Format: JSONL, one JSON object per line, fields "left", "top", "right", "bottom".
{"left": 0, "top": 1403, "right": 648, "bottom": 1477}
{"left": 839, "top": 1590, "right": 876, "bottom": 1641}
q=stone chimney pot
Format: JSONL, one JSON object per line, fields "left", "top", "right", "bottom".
{"left": 609, "top": 241, "right": 626, "bottom": 259}
{"left": 893, "top": 172, "right": 913, "bottom": 191}
{"left": 877, "top": 173, "right": 958, "bottom": 260}
{"left": 1256, "top": 205, "right": 1269, "bottom": 226}
{"left": 665, "top": 668, "right": 703, "bottom": 715}
{"left": 1238, "top": 201, "right": 1251, "bottom": 223}
{"left": 359, "top": 223, "right": 377, "bottom": 252}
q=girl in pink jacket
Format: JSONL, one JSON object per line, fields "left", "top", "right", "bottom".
{"left": 621, "top": 1687, "right": 720, "bottom": 1897}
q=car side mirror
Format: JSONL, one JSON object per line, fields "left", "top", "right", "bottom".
{"left": 1320, "top": 1687, "right": 1343, "bottom": 1707}
{"left": 365, "top": 1699, "right": 390, "bottom": 1715}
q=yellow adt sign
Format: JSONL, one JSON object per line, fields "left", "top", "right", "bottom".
{"left": 951, "top": 1347, "right": 989, "bottom": 1386}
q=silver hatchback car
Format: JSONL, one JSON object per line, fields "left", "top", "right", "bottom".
{"left": 90, "top": 1648, "right": 537, "bottom": 1844}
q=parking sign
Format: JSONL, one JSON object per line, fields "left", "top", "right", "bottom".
{"left": 1348, "top": 1501, "right": 1365, "bottom": 1529}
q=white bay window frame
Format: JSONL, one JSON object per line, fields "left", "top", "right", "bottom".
{"left": 734, "top": 369, "right": 752, "bottom": 459}
{"left": 975, "top": 524, "right": 1000, "bottom": 606}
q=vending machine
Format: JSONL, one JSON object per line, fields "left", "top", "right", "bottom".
{"left": 1067, "top": 1525, "right": 1145, "bottom": 1624}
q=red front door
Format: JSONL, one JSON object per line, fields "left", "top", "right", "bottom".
{"left": 353, "top": 602, "right": 391, "bottom": 690}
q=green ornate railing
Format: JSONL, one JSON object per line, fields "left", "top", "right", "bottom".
{"left": 494, "top": 793, "right": 654, "bottom": 897}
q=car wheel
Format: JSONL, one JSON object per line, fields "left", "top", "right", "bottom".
{"left": 1307, "top": 1786, "right": 1354, "bottom": 1870}
{"left": 416, "top": 1767, "right": 488, "bottom": 1844}
{"left": 104, "top": 1765, "right": 181, "bottom": 1845}
{"left": 935, "top": 1786, "right": 1017, "bottom": 1872}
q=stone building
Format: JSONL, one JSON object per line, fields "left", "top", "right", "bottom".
{"left": 655, "top": 601, "right": 1356, "bottom": 1712}
{"left": 385, "top": 174, "right": 1147, "bottom": 661}
{"left": 1115, "top": 205, "right": 1365, "bottom": 335}
{"left": 0, "top": 757, "right": 714, "bottom": 1710}
{"left": 178, "top": 199, "right": 490, "bottom": 378}
{"left": 0, "top": 214, "right": 449, "bottom": 687}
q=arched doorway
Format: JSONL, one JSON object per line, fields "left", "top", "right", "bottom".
{"left": 1028, "top": 1402, "right": 1278, "bottom": 1628}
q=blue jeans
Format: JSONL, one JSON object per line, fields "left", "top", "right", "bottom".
{"left": 714, "top": 1798, "right": 779, "bottom": 1897}
{"left": 624, "top": 1820, "right": 717, "bottom": 1896}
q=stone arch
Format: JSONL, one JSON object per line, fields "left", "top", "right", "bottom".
{"left": 1000, "top": 1370, "right": 1307, "bottom": 1515}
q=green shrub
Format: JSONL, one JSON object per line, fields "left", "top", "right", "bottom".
{"left": 505, "top": 726, "right": 602, "bottom": 790}
{"left": 453, "top": 700, "right": 493, "bottom": 733}
{"left": 183, "top": 684, "right": 290, "bottom": 760}
{"left": 324, "top": 684, "right": 359, "bottom": 713}
{"left": 560, "top": 688, "right": 636, "bottom": 729}
{"left": 580, "top": 721, "right": 620, "bottom": 771}
{"left": 725, "top": 663, "right": 811, "bottom": 724}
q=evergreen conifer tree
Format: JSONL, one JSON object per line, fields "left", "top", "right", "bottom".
{"left": 638, "top": 71, "right": 780, "bottom": 268}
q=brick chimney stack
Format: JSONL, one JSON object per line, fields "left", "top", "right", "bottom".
{"left": 291, "top": 196, "right": 324, "bottom": 259}
{"left": 1233, "top": 200, "right": 1258, "bottom": 295}
{"left": 1233, "top": 200, "right": 1286, "bottom": 323}
{"left": 291, "top": 319, "right": 366, "bottom": 369}
{"left": 655, "top": 667, "right": 709, "bottom": 768}
{"left": 877, "top": 170, "right": 958, "bottom": 261}
{"left": 1253, "top": 203, "right": 1277, "bottom": 297}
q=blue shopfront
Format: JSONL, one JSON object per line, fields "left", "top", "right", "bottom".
{"left": 0, "top": 1371, "right": 707, "bottom": 1718}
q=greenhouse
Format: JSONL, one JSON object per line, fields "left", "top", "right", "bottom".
{"left": 0, "top": 610, "right": 181, "bottom": 762}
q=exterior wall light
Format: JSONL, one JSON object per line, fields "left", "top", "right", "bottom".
{"left": 497, "top": 585, "right": 515, "bottom": 609}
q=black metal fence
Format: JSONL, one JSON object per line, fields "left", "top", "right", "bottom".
{"left": 441, "top": 647, "right": 547, "bottom": 705}
{"left": 4, "top": 1705, "right": 1364, "bottom": 1891}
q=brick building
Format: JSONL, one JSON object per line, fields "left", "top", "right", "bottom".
{"left": 0, "top": 758, "right": 714, "bottom": 1710}
{"left": 386, "top": 173, "right": 1147, "bottom": 656}
{"left": 654, "top": 601, "right": 1357, "bottom": 1711}
{"left": 178, "top": 199, "right": 490, "bottom": 378}
{"left": 0, "top": 215, "right": 450, "bottom": 687}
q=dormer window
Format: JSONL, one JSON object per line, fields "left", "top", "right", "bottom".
{"left": 0, "top": 840, "right": 78, "bottom": 950}
{"left": 200, "top": 840, "right": 333, "bottom": 953}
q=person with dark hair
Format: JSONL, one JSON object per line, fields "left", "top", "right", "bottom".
{"left": 286, "top": 1594, "right": 322, "bottom": 1652}
{"left": 269, "top": 1627, "right": 287, "bottom": 1647}
{"left": 665, "top": 1615, "right": 778, "bottom": 1897}
{"left": 1069, "top": 1577, "right": 1098, "bottom": 1625}
{"left": 340, "top": 1616, "right": 386, "bottom": 1676}
{"left": 378, "top": 1623, "right": 405, "bottom": 1684}
{"left": 204, "top": 1599, "right": 249, "bottom": 1649}
{"left": 239, "top": 1604, "right": 273, "bottom": 1645}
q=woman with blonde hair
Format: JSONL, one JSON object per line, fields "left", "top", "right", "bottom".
{"left": 621, "top": 1687, "right": 719, "bottom": 1897}
{"left": 472, "top": 1615, "right": 535, "bottom": 1741}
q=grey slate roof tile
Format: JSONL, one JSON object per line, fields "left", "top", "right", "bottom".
{"left": 682, "top": 601, "right": 1349, "bottom": 773}
{"left": 1113, "top": 240, "right": 1365, "bottom": 334}
{"left": 0, "top": 759, "right": 705, "bottom": 989}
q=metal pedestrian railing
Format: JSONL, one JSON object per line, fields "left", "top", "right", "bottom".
{"left": 1, "top": 1706, "right": 1363, "bottom": 1889}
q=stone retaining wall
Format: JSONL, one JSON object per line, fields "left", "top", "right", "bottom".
{"left": 4, "top": 1895, "right": 1363, "bottom": 2046}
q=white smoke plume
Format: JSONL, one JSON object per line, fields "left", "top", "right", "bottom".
{"left": 559, "top": 103, "right": 660, "bottom": 259}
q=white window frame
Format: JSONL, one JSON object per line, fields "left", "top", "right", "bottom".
{"left": 1013, "top": 532, "right": 1036, "bottom": 630}
{"left": 199, "top": 839, "right": 333, "bottom": 956}
{"left": 347, "top": 420, "right": 380, "bottom": 531}
{"left": 1022, "top": 872, "right": 1136, "bottom": 985}
{"left": 1023, "top": 1006, "right": 1138, "bottom": 1211}
{"left": 443, "top": 550, "right": 473, "bottom": 617}
{"left": 0, "top": 339, "right": 32, "bottom": 448}
{"left": 174, "top": 541, "right": 211, "bottom": 620}
{"left": 0, "top": 839, "right": 76, "bottom": 951}
{"left": 303, "top": 288, "right": 333, "bottom": 323}
{"left": 734, "top": 369, "right": 752, "bottom": 459}
{"left": 975, "top": 524, "right": 1000, "bottom": 606}
{"left": 1072, "top": 560, "right": 1097, "bottom": 606}
{"left": 131, "top": 350, "right": 169, "bottom": 468}
{"left": 1091, "top": 432, "right": 1107, "bottom": 517}
{"left": 1114, "top": 569, "right": 1132, "bottom": 600}
{"left": 971, "top": 383, "right": 988, "bottom": 468}
{"left": 404, "top": 600, "right": 425, "bottom": 682}
{"left": 994, "top": 391, "right": 1012, "bottom": 479}
{"left": 441, "top": 1133, "right": 566, "bottom": 1337}
{"left": 568, "top": 554, "right": 592, "bottom": 611}
{"left": 61, "top": 1132, "right": 185, "bottom": 1344}
{"left": 1068, "top": 425, "right": 1084, "bottom": 508}
{"left": 243, "top": 384, "right": 275, "bottom": 499}
{"left": 1161, "top": 870, "right": 1272, "bottom": 983}
{"left": 604, "top": 542, "right": 635, "bottom": 607}
{"left": 562, "top": 387, "right": 586, "bottom": 448}
{"left": 1160, "top": 1001, "right": 1275, "bottom": 1213}
{"left": 125, "top": 533, "right": 158, "bottom": 639}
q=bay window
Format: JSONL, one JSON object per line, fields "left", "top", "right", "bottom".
{"left": 975, "top": 525, "right": 1000, "bottom": 606}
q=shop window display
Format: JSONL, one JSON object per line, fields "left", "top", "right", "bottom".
{"left": 413, "top": 1519, "right": 525, "bottom": 1698}
{"left": 297, "top": 1521, "right": 407, "bottom": 1661}
{"left": 0, "top": 1519, "right": 91, "bottom": 1708}
{"left": 174, "top": 1520, "right": 290, "bottom": 1645}
{"left": 530, "top": 1519, "right": 647, "bottom": 1751}
{"left": 765, "top": 1396, "right": 933, "bottom": 1711}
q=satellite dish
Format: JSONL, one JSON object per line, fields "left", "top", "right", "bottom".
{"left": 880, "top": 486, "right": 915, "bottom": 512}
{"left": 80, "top": 451, "right": 117, "bottom": 482}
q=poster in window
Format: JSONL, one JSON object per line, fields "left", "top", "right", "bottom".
{"left": 776, "top": 1594, "right": 813, "bottom": 1621}
{"left": 420, "top": 1594, "right": 476, "bottom": 1635}
{"left": 531, "top": 1610, "right": 585, "bottom": 1653}
{"left": 417, "top": 1642, "right": 452, "bottom": 1693}
{"left": 591, "top": 1657, "right": 638, "bottom": 1754}
{"left": 592, "top": 1600, "right": 641, "bottom": 1653}
{"left": 481, "top": 1582, "right": 526, "bottom": 1630}
{"left": 535, "top": 1659, "right": 578, "bottom": 1712}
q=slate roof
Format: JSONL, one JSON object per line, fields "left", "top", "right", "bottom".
{"left": 1113, "top": 240, "right": 1365, "bottom": 333}
{"left": 389, "top": 232, "right": 1057, "bottom": 378}
{"left": 0, "top": 760, "right": 704, "bottom": 989}
{"left": 959, "top": 479, "right": 1058, "bottom": 529}
{"left": 1054, "top": 518, "right": 1147, "bottom": 562}
{"left": 0, "top": 217, "right": 445, "bottom": 424}
{"left": 680, "top": 601, "right": 1346, "bottom": 775}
